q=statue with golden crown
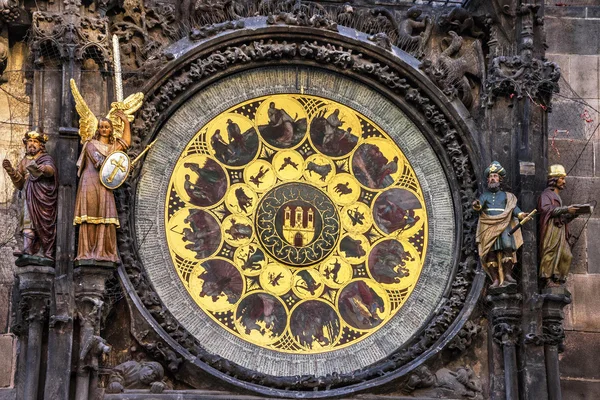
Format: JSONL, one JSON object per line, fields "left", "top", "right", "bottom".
{"left": 2, "top": 131, "right": 58, "bottom": 266}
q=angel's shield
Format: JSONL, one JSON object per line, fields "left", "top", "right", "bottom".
{"left": 100, "top": 151, "right": 131, "bottom": 190}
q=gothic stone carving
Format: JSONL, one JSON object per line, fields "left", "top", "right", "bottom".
{"left": 106, "top": 360, "right": 166, "bottom": 393}
{"left": 487, "top": 290, "right": 523, "bottom": 347}
{"left": 30, "top": 11, "right": 110, "bottom": 65}
{"left": 267, "top": 10, "right": 338, "bottom": 31}
{"left": 115, "top": 27, "right": 480, "bottom": 393}
{"left": 111, "top": 1, "right": 179, "bottom": 83}
{"left": 448, "top": 320, "right": 483, "bottom": 352}
{"left": 420, "top": 31, "right": 485, "bottom": 109}
{"left": 189, "top": 20, "right": 245, "bottom": 41}
{"left": 0, "top": 0, "right": 20, "bottom": 24}
{"left": 483, "top": 50, "right": 560, "bottom": 109}
{"left": 400, "top": 365, "right": 483, "bottom": 399}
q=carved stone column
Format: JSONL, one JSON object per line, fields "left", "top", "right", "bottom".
{"left": 74, "top": 266, "right": 113, "bottom": 400}
{"left": 541, "top": 288, "right": 571, "bottom": 400}
{"left": 487, "top": 287, "right": 522, "bottom": 400}
{"left": 15, "top": 266, "right": 55, "bottom": 400}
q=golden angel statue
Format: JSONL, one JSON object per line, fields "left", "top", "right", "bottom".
{"left": 70, "top": 78, "right": 143, "bottom": 264}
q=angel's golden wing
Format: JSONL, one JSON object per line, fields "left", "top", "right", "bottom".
{"left": 70, "top": 79, "right": 99, "bottom": 144}
{"left": 107, "top": 92, "right": 144, "bottom": 138}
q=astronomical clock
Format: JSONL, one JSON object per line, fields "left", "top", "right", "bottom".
{"left": 133, "top": 61, "right": 470, "bottom": 394}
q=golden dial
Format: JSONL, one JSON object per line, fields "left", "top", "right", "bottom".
{"left": 165, "top": 94, "right": 428, "bottom": 354}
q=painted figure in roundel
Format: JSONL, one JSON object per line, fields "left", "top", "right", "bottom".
{"left": 258, "top": 102, "right": 307, "bottom": 148}
{"left": 197, "top": 260, "right": 244, "bottom": 305}
{"left": 182, "top": 158, "right": 227, "bottom": 207}
{"left": 310, "top": 108, "right": 359, "bottom": 157}
{"left": 289, "top": 301, "right": 341, "bottom": 349}
{"left": 339, "top": 235, "right": 367, "bottom": 261}
{"left": 236, "top": 293, "right": 287, "bottom": 338}
{"left": 338, "top": 280, "right": 386, "bottom": 330}
{"left": 352, "top": 143, "right": 399, "bottom": 189}
{"left": 182, "top": 209, "right": 221, "bottom": 260}
{"left": 374, "top": 189, "right": 422, "bottom": 234}
{"left": 210, "top": 118, "right": 259, "bottom": 167}
{"left": 368, "top": 240, "right": 414, "bottom": 285}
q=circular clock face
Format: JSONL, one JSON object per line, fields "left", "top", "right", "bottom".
{"left": 164, "top": 94, "right": 427, "bottom": 354}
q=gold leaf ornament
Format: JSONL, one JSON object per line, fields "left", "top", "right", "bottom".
{"left": 70, "top": 78, "right": 98, "bottom": 144}
{"left": 107, "top": 92, "right": 145, "bottom": 138}
{"left": 70, "top": 78, "right": 144, "bottom": 142}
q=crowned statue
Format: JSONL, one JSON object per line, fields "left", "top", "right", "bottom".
{"left": 3, "top": 131, "right": 58, "bottom": 265}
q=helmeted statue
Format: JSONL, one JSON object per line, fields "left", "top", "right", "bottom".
{"left": 473, "top": 161, "right": 528, "bottom": 288}
{"left": 2, "top": 131, "right": 58, "bottom": 263}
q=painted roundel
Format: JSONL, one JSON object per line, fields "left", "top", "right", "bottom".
{"left": 165, "top": 94, "right": 428, "bottom": 354}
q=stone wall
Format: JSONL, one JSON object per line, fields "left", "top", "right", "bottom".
{"left": 545, "top": 2, "right": 600, "bottom": 399}
{"left": 0, "top": 32, "right": 30, "bottom": 397}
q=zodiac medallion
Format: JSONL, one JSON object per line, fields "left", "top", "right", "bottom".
{"left": 165, "top": 94, "right": 428, "bottom": 354}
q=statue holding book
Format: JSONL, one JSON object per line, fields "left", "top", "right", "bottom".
{"left": 539, "top": 164, "right": 593, "bottom": 287}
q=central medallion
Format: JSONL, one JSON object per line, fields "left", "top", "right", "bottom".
{"left": 256, "top": 183, "right": 340, "bottom": 266}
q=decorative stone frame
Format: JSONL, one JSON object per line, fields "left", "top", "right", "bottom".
{"left": 114, "top": 18, "right": 485, "bottom": 398}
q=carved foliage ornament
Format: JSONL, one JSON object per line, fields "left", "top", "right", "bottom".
{"left": 483, "top": 51, "right": 561, "bottom": 109}
{"left": 30, "top": 11, "right": 110, "bottom": 64}
{"left": 116, "top": 32, "right": 479, "bottom": 393}
{"left": 0, "top": 0, "right": 20, "bottom": 23}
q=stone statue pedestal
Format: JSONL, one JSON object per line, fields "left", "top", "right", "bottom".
{"left": 15, "top": 254, "right": 54, "bottom": 267}
{"left": 541, "top": 287, "right": 571, "bottom": 400}
{"left": 15, "top": 265, "right": 55, "bottom": 400}
{"left": 486, "top": 285, "right": 522, "bottom": 400}
{"left": 74, "top": 264, "right": 115, "bottom": 400}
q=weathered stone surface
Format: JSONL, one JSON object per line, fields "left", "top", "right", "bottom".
{"left": 548, "top": 138, "right": 594, "bottom": 177}
{"left": 0, "top": 285, "right": 12, "bottom": 333}
{"left": 596, "top": 142, "right": 600, "bottom": 177}
{"left": 0, "top": 389, "right": 15, "bottom": 400}
{"left": 567, "top": 218, "right": 588, "bottom": 275}
{"left": 561, "top": 331, "right": 600, "bottom": 380}
{"left": 546, "top": 17, "right": 600, "bottom": 55}
{"left": 569, "top": 55, "right": 599, "bottom": 100}
{"left": 0, "top": 334, "right": 15, "bottom": 388}
{"left": 546, "top": 6, "right": 588, "bottom": 19}
{"left": 587, "top": 7, "right": 600, "bottom": 19}
{"left": 558, "top": 177, "right": 600, "bottom": 207}
{"left": 561, "top": 379, "right": 600, "bottom": 400}
{"left": 570, "top": 274, "right": 600, "bottom": 331}
{"left": 587, "top": 219, "right": 600, "bottom": 274}
{"left": 548, "top": 99, "right": 599, "bottom": 140}
{"left": 563, "top": 277, "right": 574, "bottom": 330}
